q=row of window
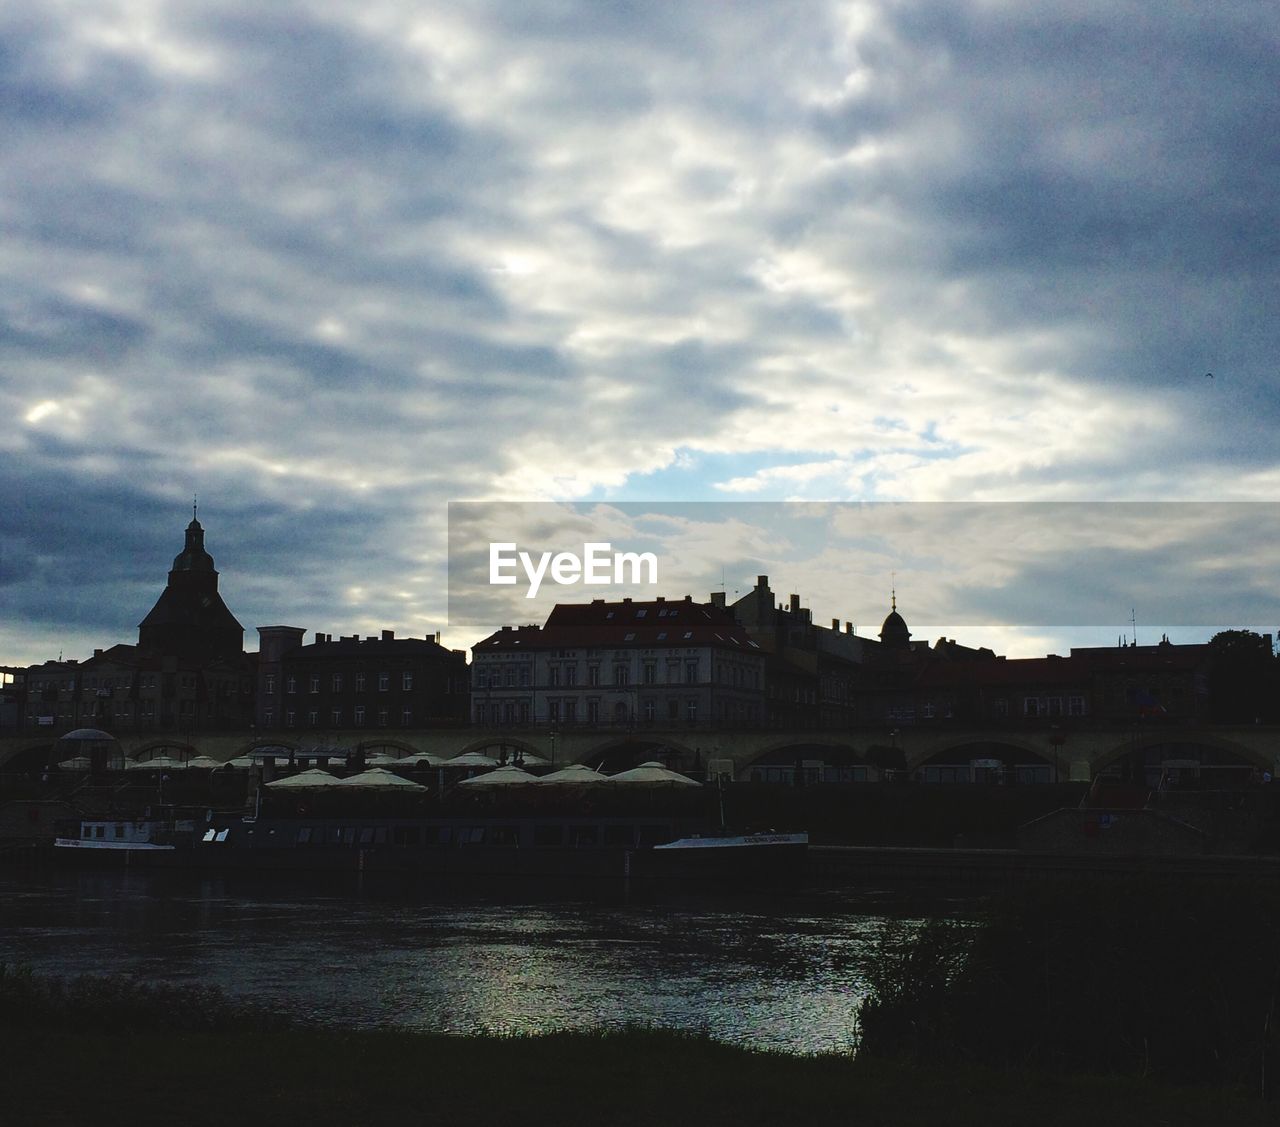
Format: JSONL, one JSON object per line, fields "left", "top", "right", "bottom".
{"left": 265, "top": 672, "right": 444, "bottom": 694}
{"left": 262, "top": 707, "right": 416, "bottom": 728}
{"left": 474, "top": 698, "right": 706, "bottom": 725}
{"left": 476, "top": 660, "right": 715, "bottom": 690}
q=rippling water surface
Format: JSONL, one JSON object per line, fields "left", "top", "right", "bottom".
{"left": 0, "top": 869, "right": 963, "bottom": 1054}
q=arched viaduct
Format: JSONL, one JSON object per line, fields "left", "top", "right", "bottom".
{"left": 3, "top": 724, "right": 1279, "bottom": 781}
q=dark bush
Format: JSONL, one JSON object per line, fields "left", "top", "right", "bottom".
{"left": 857, "top": 879, "right": 1280, "bottom": 1089}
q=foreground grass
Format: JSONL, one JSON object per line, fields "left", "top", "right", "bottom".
{"left": 0, "top": 969, "right": 1267, "bottom": 1127}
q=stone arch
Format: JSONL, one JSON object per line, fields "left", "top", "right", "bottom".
{"left": 579, "top": 735, "right": 701, "bottom": 772}
{"left": 1092, "top": 732, "right": 1270, "bottom": 783}
{"left": 231, "top": 737, "right": 301, "bottom": 758}
{"left": 354, "top": 738, "right": 419, "bottom": 758}
{"left": 0, "top": 742, "right": 59, "bottom": 772}
{"left": 915, "top": 739, "right": 1059, "bottom": 783}
{"left": 739, "top": 739, "right": 866, "bottom": 785}
{"left": 744, "top": 737, "right": 862, "bottom": 767}
{"left": 912, "top": 735, "right": 1049, "bottom": 771}
{"left": 456, "top": 735, "right": 544, "bottom": 760}
{"left": 130, "top": 738, "right": 197, "bottom": 762}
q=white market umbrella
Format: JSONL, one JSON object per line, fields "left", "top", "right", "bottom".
{"left": 224, "top": 757, "right": 256, "bottom": 769}
{"left": 445, "top": 753, "right": 500, "bottom": 768}
{"left": 364, "top": 754, "right": 406, "bottom": 766}
{"left": 335, "top": 768, "right": 428, "bottom": 791}
{"left": 185, "top": 756, "right": 223, "bottom": 769}
{"left": 509, "top": 752, "right": 550, "bottom": 767}
{"left": 265, "top": 769, "right": 342, "bottom": 789}
{"left": 532, "top": 764, "right": 605, "bottom": 786}
{"left": 126, "top": 755, "right": 188, "bottom": 771}
{"left": 456, "top": 766, "right": 538, "bottom": 787}
{"left": 399, "top": 753, "right": 446, "bottom": 767}
{"left": 603, "top": 761, "right": 701, "bottom": 787}
{"left": 57, "top": 756, "right": 94, "bottom": 771}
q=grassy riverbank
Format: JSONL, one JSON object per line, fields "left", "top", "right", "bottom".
{"left": 0, "top": 967, "right": 1266, "bottom": 1126}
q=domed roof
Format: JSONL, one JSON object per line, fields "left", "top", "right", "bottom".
{"left": 878, "top": 592, "right": 911, "bottom": 648}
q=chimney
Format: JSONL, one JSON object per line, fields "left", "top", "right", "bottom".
{"left": 789, "top": 594, "right": 800, "bottom": 613}
{"left": 656, "top": 596, "right": 665, "bottom": 602}
{"left": 756, "top": 575, "right": 769, "bottom": 588}
{"left": 94, "top": 648, "right": 103, "bottom": 657}
{"left": 382, "top": 630, "right": 394, "bottom": 641}
{"left": 845, "top": 622, "right": 853, "bottom": 634}
{"left": 314, "top": 631, "right": 327, "bottom": 644}
{"left": 711, "top": 592, "right": 727, "bottom": 608}
{"left": 832, "top": 619, "right": 839, "bottom": 631}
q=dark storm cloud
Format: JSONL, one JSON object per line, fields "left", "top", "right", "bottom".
{"left": 803, "top": 1, "right": 1280, "bottom": 405}
{"left": 4, "top": 1, "right": 1278, "bottom": 664}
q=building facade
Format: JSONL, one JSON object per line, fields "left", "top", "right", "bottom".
{"left": 471, "top": 596, "right": 767, "bottom": 730}
{"left": 255, "top": 629, "right": 469, "bottom": 732}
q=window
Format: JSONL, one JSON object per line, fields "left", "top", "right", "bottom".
{"left": 588, "top": 665, "right": 600, "bottom": 686}
{"left": 549, "top": 667, "right": 561, "bottom": 687}
{"left": 685, "top": 661, "right": 698, "bottom": 684}
{"left": 355, "top": 673, "right": 366, "bottom": 692}
{"left": 564, "top": 701, "right": 577, "bottom": 723}
{"left": 549, "top": 701, "right": 560, "bottom": 723}
{"left": 378, "top": 673, "right": 389, "bottom": 692}
{"left": 308, "top": 710, "right": 318, "bottom": 726}
{"left": 519, "top": 667, "right": 530, "bottom": 687}
{"left": 505, "top": 670, "right": 515, "bottom": 687}
{"left": 565, "top": 666, "right": 577, "bottom": 686}
{"left": 1069, "top": 696, "right": 1086, "bottom": 716}
{"left": 669, "top": 699, "right": 679, "bottom": 720}
{"left": 1024, "top": 697, "right": 1040, "bottom": 717}
{"left": 644, "top": 699, "right": 655, "bottom": 723}
{"left": 402, "top": 707, "right": 412, "bottom": 726}
{"left": 643, "top": 663, "right": 656, "bottom": 684}
{"left": 265, "top": 675, "right": 276, "bottom": 695}
{"left": 264, "top": 709, "right": 274, "bottom": 726}
{"left": 378, "top": 709, "right": 388, "bottom": 727}
{"left": 286, "top": 676, "right": 296, "bottom": 695}
{"left": 332, "top": 673, "right": 343, "bottom": 692}
{"left": 402, "top": 672, "right": 413, "bottom": 691}
{"left": 286, "top": 710, "right": 296, "bottom": 727}
{"left": 614, "top": 665, "right": 629, "bottom": 686}
{"left": 331, "top": 708, "right": 342, "bottom": 726}
{"left": 686, "top": 700, "right": 698, "bottom": 724}
{"left": 993, "top": 698, "right": 1008, "bottom": 717}
{"left": 587, "top": 700, "right": 599, "bottom": 724}
{"left": 309, "top": 674, "right": 320, "bottom": 694}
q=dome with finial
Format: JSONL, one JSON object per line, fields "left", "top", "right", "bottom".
{"left": 879, "top": 589, "right": 911, "bottom": 648}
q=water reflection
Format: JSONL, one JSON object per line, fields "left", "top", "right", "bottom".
{"left": 0, "top": 870, "right": 961, "bottom": 1054}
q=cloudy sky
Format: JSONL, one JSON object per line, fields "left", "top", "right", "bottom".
{"left": 3, "top": 0, "right": 1278, "bottom": 667}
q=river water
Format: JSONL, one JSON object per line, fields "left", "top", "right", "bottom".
{"left": 0, "top": 869, "right": 962, "bottom": 1054}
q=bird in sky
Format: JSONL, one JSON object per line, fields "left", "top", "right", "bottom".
{"left": 1205, "top": 372, "right": 1214, "bottom": 379}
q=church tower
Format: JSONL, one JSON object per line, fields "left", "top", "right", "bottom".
{"left": 878, "top": 588, "right": 912, "bottom": 651}
{"left": 137, "top": 508, "right": 244, "bottom": 664}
